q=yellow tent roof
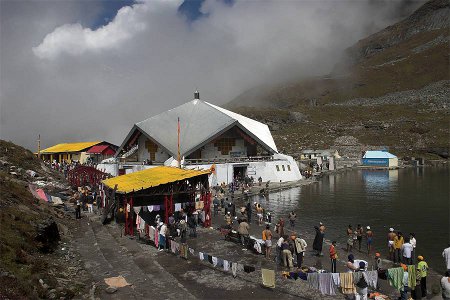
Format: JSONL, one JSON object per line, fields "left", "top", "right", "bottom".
{"left": 102, "top": 166, "right": 211, "bottom": 194}
{"left": 40, "top": 141, "right": 102, "bottom": 154}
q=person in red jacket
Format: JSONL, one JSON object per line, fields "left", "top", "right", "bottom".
{"left": 330, "top": 241, "right": 338, "bottom": 273}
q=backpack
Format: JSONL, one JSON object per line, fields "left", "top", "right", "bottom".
{"left": 356, "top": 274, "right": 368, "bottom": 289}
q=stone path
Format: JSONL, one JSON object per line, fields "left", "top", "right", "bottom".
{"left": 72, "top": 218, "right": 196, "bottom": 299}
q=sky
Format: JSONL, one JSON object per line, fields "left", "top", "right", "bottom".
{"left": 0, "top": 0, "right": 425, "bottom": 151}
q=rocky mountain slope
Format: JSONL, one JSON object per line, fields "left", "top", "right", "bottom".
{"left": 228, "top": 0, "right": 449, "bottom": 158}
{"left": 0, "top": 140, "right": 93, "bottom": 299}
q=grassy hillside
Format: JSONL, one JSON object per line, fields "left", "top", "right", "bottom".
{"left": 228, "top": 0, "right": 449, "bottom": 158}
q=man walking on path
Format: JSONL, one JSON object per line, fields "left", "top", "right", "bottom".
{"left": 356, "top": 224, "right": 364, "bottom": 252}
{"left": 330, "top": 241, "right": 338, "bottom": 273}
{"left": 75, "top": 199, "right": 81, "bottom": 219}
{"left": 393, "top": 232, "right": 404, "bottom": 264}
{"left": 417, "top": 255, "right": 428, "bottom": 298}
{"left": 347, "top": 225, "right": 354, "bottom": 252}
{"left": 366, "top": 226, "right": 373, "bottom": 255}
{"left": 256, "top": 203, "right": 264, "bottom": 225}
{"left": 276, "top": 235, "right": 284, "bottom": 266}
{"left": 262, "top": 225, "right": 272, "bottom": 259}
{"left": 237, "top": 218, "right": 250, "bottom": 247}
{"left": 289, "top": 211, "right": 296, "bottom": 228}
{"left": 313, "top": 222, "right": 325, "bottom": 256}
{"left": 213, "top": 196, "right": 219, "bottom": 216}
{"left": 246, "top": 201, "right": 252, "bottom": 223}
{"left": 292, "top": 234, "right": 307, "bottom": 267}
{"left": 401, "top": 238, "right": 413, "bottom": 265}
{"left": 388, "top": 228, "right": 396, "bottom": 261}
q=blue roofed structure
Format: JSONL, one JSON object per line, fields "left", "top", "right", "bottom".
{"left": 362, "top": 150, "right": 398, "bottom": 168}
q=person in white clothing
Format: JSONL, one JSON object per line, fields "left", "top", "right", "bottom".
{"left": 402, "top": 238, "right": 414, "bottom": 265}
{"left": 409, "top": 233, "right": 416, "bottom": 263}
{"left": 444, "top": 244, "right": 450, "bottom": 272}
{"left": 158, "top": 222, "right": 167, "bottom": 251}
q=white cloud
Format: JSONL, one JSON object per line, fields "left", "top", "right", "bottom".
{"left": 1, "top": 0, "right": 423, "bottom": 150}
{"left": 32, "top": 1, "right": 183, "bottom": 59}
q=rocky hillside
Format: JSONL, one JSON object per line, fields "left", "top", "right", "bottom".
{"left": 0, "top": 140, "right": 92, "bottom": 299}
{"left": 228, "top": 0, "right": 449, "bottom": 158}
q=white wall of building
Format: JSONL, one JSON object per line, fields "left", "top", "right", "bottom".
{"left": 200, "top": 138, "right": 247, "bottom": 159}
{"left": 186, "top": 154, "right": 302, "bottom": 185}
{"left": 97, "top": 163, "right": 119, "bottom": 177}
{"left": 137, "top": 135, "right": 170, "bottom": 163}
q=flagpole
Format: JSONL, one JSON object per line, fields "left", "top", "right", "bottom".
{"left": 177, "top": 117, "right": 181, "bottom": 168}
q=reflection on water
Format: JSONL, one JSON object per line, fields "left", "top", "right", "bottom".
{"left": 255, "top": 167, "right": 449, "bottom": 273}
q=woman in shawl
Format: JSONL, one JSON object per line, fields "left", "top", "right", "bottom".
{"left": 313, "top": 222, "right": 325, "bottom": 256}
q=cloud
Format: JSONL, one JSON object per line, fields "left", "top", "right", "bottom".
{"left": 1, "top": 0, "right": 424, "bottom": 150}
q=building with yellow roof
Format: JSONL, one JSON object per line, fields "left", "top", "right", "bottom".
{"left": 39, "top": 141, "right": 117, "bottom": 164}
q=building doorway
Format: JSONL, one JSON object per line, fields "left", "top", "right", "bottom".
{"left": 233, "top": 164, "right": 248, "bottom": 183}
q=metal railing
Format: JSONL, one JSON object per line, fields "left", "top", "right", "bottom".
{"left": 184, "top": 156, "right": 275, "bottom": 165}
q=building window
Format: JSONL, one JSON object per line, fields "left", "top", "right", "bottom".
{"left": 214, "top": 138, "right": 236, "bottom": 155}
{"left": 145, "top": 140, "right": 158, "bottom": 161}
{"left": 287, "top": 165, "right": 291, "bottom": 171}
{"left": 282, "top": 165, "right": 285, "bottom": 171}
{"left": 276, "top": 165, "right": 280, "bottom": 171}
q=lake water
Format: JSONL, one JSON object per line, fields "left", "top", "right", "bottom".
{"left": 258, "top": 166, "right": 449, "bottom": 273}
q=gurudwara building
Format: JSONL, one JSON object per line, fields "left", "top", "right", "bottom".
{"left": 99, "top": 92, "right": 301, "bottom": 183}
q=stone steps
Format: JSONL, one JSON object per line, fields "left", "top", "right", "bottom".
{"left": 72, "top": 216, "right": 196, "bottom": 299}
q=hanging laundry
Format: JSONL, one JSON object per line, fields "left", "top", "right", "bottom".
{"left": 332, "top": 273, "right": 340, "bottom": 286}
{"left": 174, "top": 203, "right": 182, "bottom": 212}
{"left": 253, "top": 241, "right": 262, "bottom": 254}
{"left": 189, "top": 248, "right": 195, "bottom": 256}
{"left": 237, "top": 264, "right": 245, "bottom": 272}
{"left": 339, "top": 273, "right": 356, "bottom": 294}
{"left": 232, "top": 262, "right": 237, "bottom": 278}
{"left": 36, "top": 189, "right": 48, "bottom": 201}
{"left": 179, "top": 244, "right": 188, "bottom": 259}
{"left": 223, "top": 260, "right": 230, "bottom": 272}
{"left": 126, "top": 204, "right": 131, "bottom": 212}
{"left": 307, "top": 273, "right": 320, "bottom": 290}
{"left": 154, "top": 229, "right": 159, "bottom": 248}
{"left": 149, "top": 226, "right": 155, "bottom": 241}
{"left": 45, "top": 193, "right": 52, "bottom": 202}
{"left": 139, "top": 217, "right": 146, "bottom": 232}
{"left": 318, "top": 273, "right": 336, "bottom": 296}
{"left": 261, "top": 269, "right": 275, "bottom": 288}
{"left": 216, "top": 258, "right": 224, "bottom": 268}
{"left": 148, "top": 205, "right": 154, "bottom": 212}
{"left": 51, "top": 196, "right": 63, "bottom": 205}
{"left": 407, "top": 265, "right": 416, "bottom": 290}
{"left": 212, "top": 256, "right": 218, "bottom": 267}
{"left": 199, "top": 211, "right": 205, "bottom": 223}
{"left": 243, "top": 265, "right": 255, "bottom": 273}
{"left": 171, "top": 241, "right": 178, "bottom": 254}
{"left": 199, "top": 252, "right": 204, "bottom": 261}
{"left": 387, "top": 267, "right": 404, "bottom": 290}
{"left": 133, "top": 206, "right": 141, "bottom": 214}
{"left": 363, "top": 271, "right": 378, "bottom": 289}
{"left": 353, "top": 271, "right": 363, "bottom": 284}
{"left": 298, "top": 272, "right": 308, "bottom": 281}
{"left": 143, "top": 206, "right": 148, "bottom": 212}
{"left": 153, "top": 205, "right": 160, "bottom": 211}
{"left": 289, "top": 272, "right": 299, "bottom": 280}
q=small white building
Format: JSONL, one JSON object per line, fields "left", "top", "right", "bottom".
{"left": 99, "top": 92, "right": 302, "bottom": 183}
{"left": 362, "top": 150, "right": 398, "bottom": 168}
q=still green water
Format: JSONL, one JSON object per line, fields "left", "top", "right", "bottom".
{"left": 262, "top": 166, "right": 449, "bottom": 273}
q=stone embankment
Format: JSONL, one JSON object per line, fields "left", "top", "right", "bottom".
{"left": 327, "top": 80, "right": 449, "bottom": 110}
